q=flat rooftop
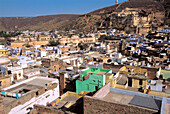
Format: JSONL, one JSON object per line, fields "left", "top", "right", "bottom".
{"left": 54, "top": 96, "right": 80, "bottom": 109}
{"left": 2, "top": 76, "right": 58, "bottom": 101}
{"left": 48, "top": 92, "right": 85, "bottom": 110}
{"left": 102, "top": 88, "right": 162, "bottom": 111}
{"left": 102, "top": 92, "right": 133, "bottom": 105}
{"left": 4, "top": 77, "right": 54, "bottom": 93}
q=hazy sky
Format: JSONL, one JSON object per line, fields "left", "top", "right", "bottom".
{"left": 0, "top": 0, "right": 127, "bottom": 17}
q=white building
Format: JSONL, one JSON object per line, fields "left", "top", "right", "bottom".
{"left": 1, "top": 76, "right": 60, "bottom": 114}
{"left": 7, "top": 66, "right": 24, "bottom": 83}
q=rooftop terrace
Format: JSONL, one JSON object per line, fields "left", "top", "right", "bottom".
{"left": 1, "top": 76, "right": 58, "bottom": 99}
{"left": 48, "top": 91, "right": 87, "bottom": 109}
{"left": 76, "top": 68, "right": 112, "bottom": 93}
{"left": 100, "top": 88, "right": 162, "bottom": 111}
{"left": 103, "top": 92, "right": 133, "bottom": 105}
{"left": 80, "top": 67, "right": 112, "bottom": 81}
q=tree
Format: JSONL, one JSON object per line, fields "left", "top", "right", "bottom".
{"left": 79, "top": 33, "right": 83, "bottom": 38}
{"left": 48, "top": 40, "right": 60, "bottom": 46}
{"left": 78, "top": 43, "right": 89, "bottom": 50}
{"left": 49, "top": 29, "right": 55, "bottom": 33}
{"left": 41, "top": 32, "right": 45, "bottom": 35}
{"left": 0, "top": 31, "right": 22, "bottom": 44}
{"left": 65, "top": 27, "right": 69, "bottom": 32}
{"left": 98, "top": 35, "right": 109, "bottom": 42}
{"left": 25, "top": 44, "right": 31, "bottom": 48}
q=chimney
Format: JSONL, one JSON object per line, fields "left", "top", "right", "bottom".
{"left": 59, "top": 73, "right": 65, "bottom": 96}
{"left": 116, "top": 0, "right": 118, "bottom": 4}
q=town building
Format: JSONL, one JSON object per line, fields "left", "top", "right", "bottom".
{"left": 0, "top": 76, "right": 59, "bottom": 114}
{"left": 30, "top": 91, "right": 88, "bottom": 114}
{"left": 76, "top": 67, "right": 113, "bottom": 93}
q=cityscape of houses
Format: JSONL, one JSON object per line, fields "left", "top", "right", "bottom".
{"left": 0, "top": 0, "right": 170, "bottom": 113}
{"left": 0, "top": 26, "right": 169, "bottom": 114}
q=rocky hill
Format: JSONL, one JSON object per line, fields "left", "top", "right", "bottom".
{"left": 0, "top": 14, "right": 80, "bottom": 31}
{"left": 0, "top": 0, "right": 169, "bottom": 32}
{"left": 64, "top": 0, "right": 170, "bottom": 33}
{"left": 162, "top": 0, "right": 170, "bottom": 26}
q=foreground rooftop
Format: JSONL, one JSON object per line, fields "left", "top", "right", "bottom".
{"left": 1, "top": 76, "right": 58, "bottom": 100}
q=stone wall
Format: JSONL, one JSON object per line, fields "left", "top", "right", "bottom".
{"left": 42, "top": 58, "right": 65, "bottom": 73}
{"left": 3, "top": 92, "right": 36, "bottom": 114}
{"left": 11, "top": 41, "right": 48, "bottom": 48}
{"left": 0, "top": 97, "right": 4, "bottom": 114}
{"left": 2, "top": 83, "right": 58, "bottom": 114}
{"left": 31, "top": 97, "right": 83, "bottom": 114}
{"left": 83, "top": 96, "right": 158, "bottom": 114}
{"left": 93, "top": 82, "right": 110, "bottom": 98}
{"left": 30, "top": 105, "right": 65, "bottom": 114}
{"left": 59, "top": 73, "right": 65, "bottom": 96}
{"left": 0, "top": 77, "right": 10, "bottom": 89}
{"left": 142, "top": 67, "right": 158, "bottom": 79}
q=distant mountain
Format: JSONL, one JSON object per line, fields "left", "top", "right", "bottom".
{"left": 0, "top": 0, "right": 169, "bottom": 32}
{"left": 0, "top": 14, "right": 80, "bottom": 31}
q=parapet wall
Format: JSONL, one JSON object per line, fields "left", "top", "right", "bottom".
{"left": 83, "top": 96, "right": 158, "bottom": 114}
{"left": 30, "top": 105, "right": 65, "bottom": 114}
{"left": 2, "top": 83, "right": 58, "bottom": 114}
{"left": 11, "top": 41, "right": 48, "bottom": 48}
{"left": 93, "top": 82, "right": 111, "bottom": 98}
{"left": 3, "top": 92, "right": 36, "bottom": 114}
{"left": 0, "top": 97, "right": 4, "bottom": 114}
{"left": 110, "top": 88, "right": 163, "bottom": 100}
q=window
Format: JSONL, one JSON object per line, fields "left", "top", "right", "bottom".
{"left": 128, "top": 78, "right": 132, "bottom": 87}
{"left": 95, "top": 86, "right": 99, "bottom": 91}
{"left": 139, "top": 79, "right": 143, "bottom": 85}
{"left": 8, "top": 70, "right": 12, "bottom": 74}
{"left": 26, "top": 107, "right": 33, "bottom": 111}
{"left": 0, "top": 81, "right": 2, "bottom": 86}
{"left": 46, "top": 94, "right": 50, "bottom": 98}
{"left": 18, "top": 73, "right": 21, "bottom": 77}
{"left": 36, "top": 91, "right": 39, "bottom": 96}
{"left": 54, "top": 66, "right": 56, "bottom": 72}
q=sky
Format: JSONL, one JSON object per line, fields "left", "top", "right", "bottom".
{"left": 0, "top": 0, "right": 127, "bottom": 17}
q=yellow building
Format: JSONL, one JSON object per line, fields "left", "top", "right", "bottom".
{"left": 48, "top": 91, "right": 88, "bottom": 107}
{"left": 0, "top": 49, "right": 10, "bottom": 57}
{"left": 59, "top": 36, "right": 96, "bottom": 45}
{"left": 113, "top": 65, "right": 148, "bottom": 89}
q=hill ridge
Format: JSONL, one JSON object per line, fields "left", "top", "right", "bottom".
{"left": 0, "top": 0, "right": 169, "bottom": 32}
